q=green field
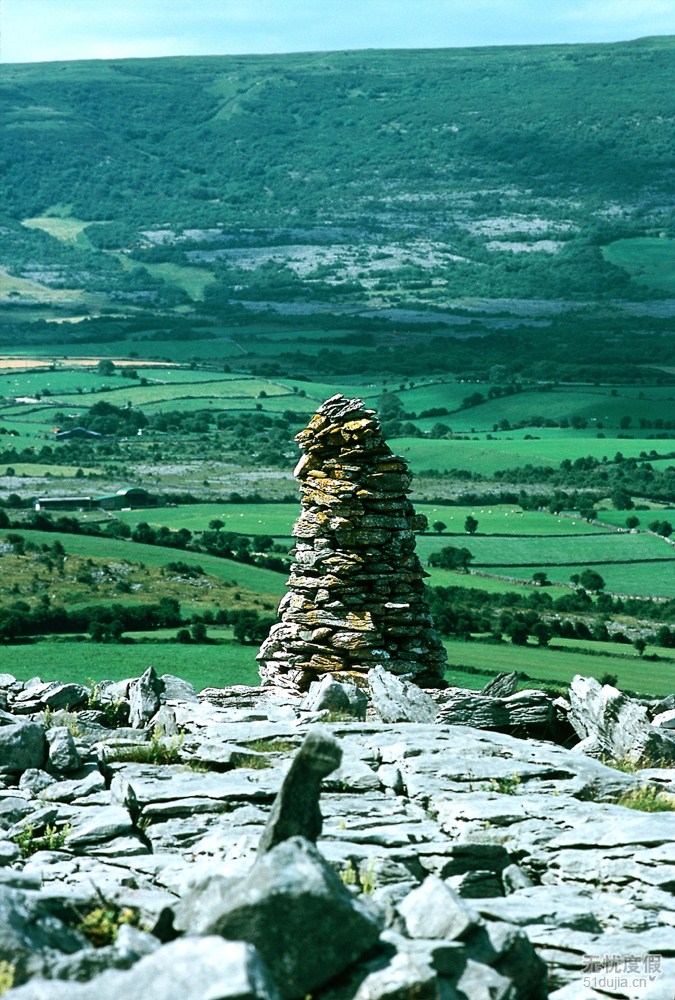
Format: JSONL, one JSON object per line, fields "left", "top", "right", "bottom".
{"left": 442, "top": 638, "right": 675, "bottom": 697}
{"left": 22, "top": 215, "right": 94, "bottom": 245}
{"left": 505, "top": 561, "right": 675, "bottom": 598}
{"left": 551, "top": 637, "right": 675, "bottom": 662}
{"left": 117, "top": 503, "right": 298, "bottom": 536}
{"left": 603, "top": 238, "right": 675, "bottom": 295}
{"left": 5, "top": 640, "right": 260, "bottom": 689}
{"left": 392, "top": 436, "right": 675, "bottom": 477}
{"left": 422, "top": 531, "right": 673, "bottom": 567}
{"left": 596, "top": 508, "right": 675, "bottom": 529}
{"left": 424, "top": 567, "right": 570, "bottom": 597}
{"left": 0, "top": 463, "right": 102, "bottom": 477}
{"left": 417, "top": 505, "right": 605, "bottom": 536}
{"left": 116, "top": 256, "right": 216, "bottom": 302}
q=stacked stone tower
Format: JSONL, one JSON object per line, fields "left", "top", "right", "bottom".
{"left": 257, "top": 394, "right": 447, "bottom": 691}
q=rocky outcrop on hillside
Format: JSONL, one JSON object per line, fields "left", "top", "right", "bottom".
{"left": 257, "top": 394, "right": 447, "bottom": 691}
{"left": 1, "top": 668, "right": 674, "bottom": 1000}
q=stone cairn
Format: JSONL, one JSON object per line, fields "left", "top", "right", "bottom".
{"left": 257, "top": 393, "right": 447, "bottom": 691}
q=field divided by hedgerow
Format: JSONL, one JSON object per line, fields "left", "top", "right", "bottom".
{"left": 422, "top": 389, "right": 675, "bottom": 433}
{"left": 596, "top": 508, "right": 675, "bottom": 529}
{"left": 392, "top": 436, "right": 675, "bottom": 477}
{"left": 505, "top": 561, "right": 675, "bottom": 598}
{"left": 116, "top": 502, "right": 608, "bottom": 539}
{"left": 425, "top": 531, "right": 673, "bottom": 567}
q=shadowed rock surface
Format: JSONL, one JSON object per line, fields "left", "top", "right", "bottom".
{"left": 257, "top": 394, "right": 447, "bottom": 692}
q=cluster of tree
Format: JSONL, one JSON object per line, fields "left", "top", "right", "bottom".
{"left": 494, "top": 454, "right": 675, "bottom": 504}
{"left": 425, "top": 582, "right": 675, "bottom": 650}
{"left": 0, "top": 596, "right": 182, "bottom": 643}
{"left": 53, "top": 403, "right": 306, "bottom": 469}
{"left": 648, "top": 519, "right": 673, "bottom": 538}
{"left": 174, "top": 608, "right": 275, "bottom": 645}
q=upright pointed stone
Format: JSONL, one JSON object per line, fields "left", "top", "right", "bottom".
{"left": 257, "top": 394, "right": 447, "bottom": 691}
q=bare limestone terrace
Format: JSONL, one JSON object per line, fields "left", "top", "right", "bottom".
{"left": 0, "top": 669, "right": 675, "bottom": 1000}
{"left": 257, "top": 394, "right": 447, "bottom": 692}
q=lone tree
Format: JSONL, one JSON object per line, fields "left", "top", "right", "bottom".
{"left": 464, "top": 515, "right": 479, "bottom": 535}
{"left": 633, "top": 637, "right": 647, "bottom": 657}
{"left": 432, "top": 520, "right": 447, "bottom": 534}
{"left": 96, "top": 359, "right": 116, "bottom": 377}
{"left": 578, "top": 569, "right": 605, "bottom": 593}
{"left": 428, "top": 546, "right": 474, "bottom": 572}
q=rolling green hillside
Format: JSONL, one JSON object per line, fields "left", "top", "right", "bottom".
{"left": 2, "top": 37, "right": 675, "bottom": 336}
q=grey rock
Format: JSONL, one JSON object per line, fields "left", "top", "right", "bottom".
{"left": 4, "top": 937, "right": 279, "bottom": 1000}
{"left": 258, "top": 726, "right": 342, "bottom": 854}
{"left": 128, "top": 668, "right": 164, "bottom": 729}
{"left": 481, "top": 672, "right": 520, "bottom": 698}
{"left": 46, "top": 727, "right": 83, "bottom": 775}
{"left": 40, "top": 765, "right": 105, "bottom": 803}
{"left": 652, "top": 708, "right": 675, "bottom": 729}
{"left": 568, "top": 675, "right": 675, "bottom": 764}
{"left": 453, "top": 958, "right": 515, "bottom": 1000}
{"left": 369, "top": 667, "right": 437, "bottom": 724}
{"left": 377, "top": 764, "right": 404, "bottom": 794}
{"left": 110, "top": 764, "right": 280, "bottom": 821}
{"left": 0, "top": 723, "right": 46, "bottom": 774}
{"left": 18, "top": 770, "right": 55, "bottom": 795}
{"left": 0, "top": 797, "right": 32, "bottom": 831}
{"left": 501, "top": 863, "right": 535, "bottom": 893}
{"left": 476, "top": 886, "right": 604, "bottom": 933}
{"left": 354, "top": 951, "right": 439, "bottom": 1000}
{"left": 0, "top": 839, "right": 20, "bottom": 866}
{"left": 466, "top": 922, "right": 548, "bottom": 1000}
{"left": 159, "top": 674, "right": 198, "bottom": 703}
{"left": 398, "top": 876, "right": 479, "bottom": 941}
{"left": 435, "top": 688, "right": 556, "bottom": 734}
{"left": 174, "top": 836, "right": 381, "bottom": 999}
{"left": 38, "top": 923, "right": 159, "bottom": 984}
{"left": 148, "top": 704, "right": 179, "bottom": 737}
{"left": 302, "top": 675, "right": 367, "bottom": 719}
{"left": 65, "top": 805, "right": 134, "bottom": 849}
{"left": 11, "top": 682, "right": 88, "bottom": 713}
{"left": 6, "top": 804, "right": 59, "bottom": 842}
{"left": 0, "top": 885, "right": 88, "bottom": 983}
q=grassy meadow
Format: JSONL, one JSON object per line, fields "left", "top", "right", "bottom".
{"left": 6, "top": 633, "right": 672, "bottom": 699}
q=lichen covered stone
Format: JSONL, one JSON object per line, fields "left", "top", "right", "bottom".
{"left": 257, "top": 394, "right": 447, "bottom": 691}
